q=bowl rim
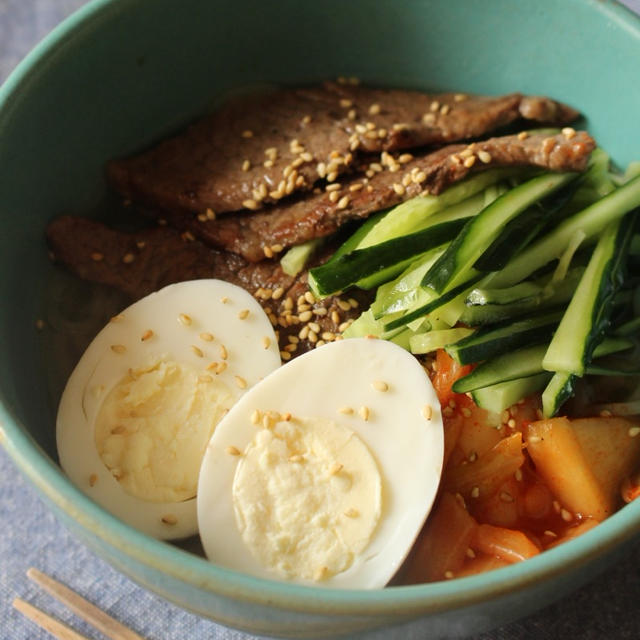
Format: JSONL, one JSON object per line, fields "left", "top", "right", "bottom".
{"left": 2, "top": 0, "right": 640, "bottom": 619}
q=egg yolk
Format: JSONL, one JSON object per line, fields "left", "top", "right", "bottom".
{"left": 94, "top": 360, "right": 233, "bottom": 503}
{"left": 231, "top": 416, "right": 382, "bottom": 582}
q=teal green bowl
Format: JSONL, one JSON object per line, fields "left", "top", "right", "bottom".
{"left": 2, "top": 0, "right": 640, "bottom": 637}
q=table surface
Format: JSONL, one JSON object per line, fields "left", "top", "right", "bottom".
{"left": 2, "top": 1, "right": 640, "bottom": 639}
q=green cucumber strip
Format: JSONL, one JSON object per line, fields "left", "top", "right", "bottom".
{"left": 466, "top": 281, "right": 543, "bottom": 306}
{"left": 280, "top": 239, "right": 322, "bottom": 276}
{"left": 453, "top": 337, "right": 633, "bottom": 393}
{"left": 458, "top": 267, "right": 585, "bottom": 326}
{"left": 308, "top": 218, "right": 465, "bottom": 297}
{"left": 615, "top": 317, "right": 640, "bottom": 336}
{"left": 472, "top": 373, "right": 552, "bottom": 414}
{"left": 548, "top": 230, "right": 586, "bottom": 285}
{"left": 490, "top": 175, "right": 640, "bottom": 288}
{"left": 445, "top": 310, "right": 563, "bottom": 365}
{"left": 409, "top": 327, "right": 475, "bottom": 355}
{"left": 473, "top": 174, "right": 580, "bottom": 272}
{"left": 356, "top": 169, "right": 519, "bottom": 250}
{"left": 327, "top": 210, "right": 388, "bottom": 263}
{"left": 422, "top": 172, "right": 576, "bottom": 293}
{"left": 383, "top": 276, "right": 482, "bottom": 332}
{"left": 542, "top": 372, "right": 575, "bottom": 418}
{"left": 542, "top": 213, "right": 637, "bottom": 375}
{"left": 371, "top": 250, "right": 443, "bottom": 318}
{"left": 586, "top": 364, "right": 640, "bottom": 376}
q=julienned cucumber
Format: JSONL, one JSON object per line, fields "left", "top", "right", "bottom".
{"left": 542, "top": 212, "right": 637, "bottom": 375}
{"left": 453, "top": 337, "right": 633, "bottom": 393}
{"left": 541, "top": 372, "right": 575, "bottom": 418}
{"left": 421, "top": 172, "right": 577, "bottom": 293}
{"left": 490, "top": 174, "right": 640, "bottom": 288}
{"left": 308, "top": 218, "right": 466, "bottom": 297}
{"left": 445, "top": 310, "right": 563, "bottom": 365}
{"left": 471, "top": 374, "right": 551, "bottom": 414}
{"left": 355, "top": 168, "right": 520, "bottom": 250}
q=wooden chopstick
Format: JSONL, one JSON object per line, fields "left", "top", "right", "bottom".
{"left": 12, "top": 567, "right": 146, "bottom": 640}
{"left": 12, "top": 597, "right": 91, "bottom": 640}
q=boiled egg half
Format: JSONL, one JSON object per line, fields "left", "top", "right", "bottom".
{"left": 197, "top": 337, "right": 444, "bottom": 589}
{"left": 56, "top": 279, "right": 280, "bottom": 539}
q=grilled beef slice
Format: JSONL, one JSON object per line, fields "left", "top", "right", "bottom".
{"left": 107, "top": 83, "right": 580, "bottom": 216}
{"left": 45, "top": 217, "right": 370, "bottom": 355}
{"left": 164, "top": 130, "right": 595, "bottom": 262}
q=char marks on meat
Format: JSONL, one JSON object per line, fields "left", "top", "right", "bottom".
{"left": 107, "top": 83, "right": 580, "bottom": 216}
{"left": 45, "top": 217, "right": 370, "bottom": 355}
{"left": 161, "top": 130, "right": 595, "bottom": 262}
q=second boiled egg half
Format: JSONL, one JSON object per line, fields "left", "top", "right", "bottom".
{"left": 197, "top": 337, "right": 444, "bottom": 589}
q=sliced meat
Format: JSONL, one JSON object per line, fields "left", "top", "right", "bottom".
{"left": 166, "top": 130, "right": 595, "bottom": 262}
{"left": 107, "top": 83, "right": 580, "bottom": 215}
{"left": 45, "top": 216, "right": 370, "bottom": 355}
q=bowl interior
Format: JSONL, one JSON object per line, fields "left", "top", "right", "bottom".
{"left": 1, "top": 0, "right": 640, "bottom": 625}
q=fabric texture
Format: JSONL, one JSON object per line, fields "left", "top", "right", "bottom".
{"left": 1, "top": 1, "right": 640, "bottom": 639}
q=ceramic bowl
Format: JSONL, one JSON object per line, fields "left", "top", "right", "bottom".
{"left": 1, "top": 0, "right": 640, "bottom": 637}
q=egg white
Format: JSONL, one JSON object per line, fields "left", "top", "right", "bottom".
{"left": 197, "top": 337, "right": 444, "bottom": 588}
{"left": 56, "top": 279, "right": 280, "bottom": 539}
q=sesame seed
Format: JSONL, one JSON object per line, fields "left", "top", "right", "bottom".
{"left": 161, "top": 514, "right": 178, "bottom": 525}
{"left": 561, "top": 508, "right": 573, "bottom": 522}
{"left": 392, "top": 183, "right": 405, "bottom": 195}
{"left": 314, "top": 307, "right": 328, "bottom": 317}
{"left": 200, "top": 332, "right": 214, "bottom": 342}
{"left": 337, "top": 195, "right": 350, "bottom": 209}
{"left": 110, "top": 314, "right": 124, "bottom": 323}
{"left": 339, "top": 98, "right": 353, "bottom": 108}
{"left": 517, "top": 131, "right": 529, "bottom": 140}
{"left": 289, "top": 454, "right": 304, "bottom": 463}
{"left": 600, "top": 409, "right": 613, "bottom": 417}
{"left": 219, "top": 344, "right": 228, "bottom": 360}
{"left": 421, "top": 404, "right": 433, "bottom": 420}
{"left": 461, "top": 407, "right": 472, "bottom": 418}
{"left": 544, "top": 530, "right": 558, "bottom": 538}
{"left": 218, "top": 362, "right": 228, "bottom": 375}
{"left": 141, "top": 329, "right": 154, "bottom": 341}
{"left": 338, "top": 406, "right": 354, "bottom": 415}
{"left": 298, "top": 310, "right": 313, "bottom": 322}
{"left": 136, "top": 241, "right": 146, "bottom": 249}
{"left": 562, "top": 127, "right": 576, "bottom": 139}
{"left": 242, "top": 199, "right": 260, "bottom": 210}
{"left": 440, "top": 104, "right": 450, "bottom": 115}
{"left": 242, "top": 159, "right": 251, "bottom": 172}
{"left": 327, "top": 171, "right": 339, "bottom": 182}
{"left": 443, "top": 407, "right": 454, "bottom": 417}
{"left": 238, "top": 309, "right": 250, "bottom": 320}
{"left": 507, "top": 418, "right": 516, "bottom": 429}
{"left": 91, "top": 252, "right": 104, "bottom": 262}
{"left": 263, "top": 246, "right": 274, "bottom": 258}
{"left": 191, "top": 345, "right": 204, "bottom": 358}
{"left": 197, "top": 214, "right": 207, "bottom": 222}
{"left": 463, "top": 155, "right": 476, "bottom": 168}
{"left": 241, "top": 130, "right": 254, "bottom": 138}
{"left": 35, "top": 318, "right": 45, "bottom": 331}
{"left": 122, "top": 252, "right": 135, "bottom": 264}
{"left": 372, "top": 380, "right": 389, "bottom": 392}
{"left": 500, "top": 491, "right": 514, "bottom": 503}
{"left": 220, "top": 296, "right": 229, "bottom": 304}
{"left": 454, "top": 93, "right": 467, "bottom": 102}
{"left": 234, "top": 376, "right": 247, "bottom": 389}
{"left": 514, "top": 468, "right": 523, "bottom": 482}
{"left": 466, "top": 548, "right": 476, "bottom": 558}
{"left": 226, "top": 445, "right": 242, "bottom": 456}
{"left": 369, "top": 103, "right": 381, "bottom": 115}
{"left": 542, "top": 137, "right": 557, "bottom": 154}
{"left": 359, "top": 406, "right": 370, "bottom": 421}
{"left": 206, "top": 208, "right": 216, "bottom": 220}
{"left": 528, "top": 436, "right": 542, "bottom": 444}
{"left": 304, "top": 291, "right": 316, "bottom": 304}
{"left": 468, "top": 451, "right": 477, "bottom": 462}
{"left": 280, "top": 351, "right": 292, "bottom": 361}
{"left": 251, "top": 409, "right": 261, "bottom": 425}
{"left": 329, "top": 462, "right": 343, "bottom": 475}
{"left": 282, "top": 412, "right": 292, "bottom": 421}
{"left": 344, "top": 507, "right": 359, "bottom": 518}
{"left": 629, "top": 427, "right": 640, "bottom": 437}
{"left": 477, "top": 150, "right": 492, "bottom": 164}
{"left": 110, "top": 344, "right": 126, "bottom": 354}
{"left": 444, "top": 571, "right": 454, "bottom": 580}
{"left": 422, "top": 113, "right": 436, "bottom": 124}
{"left": 398, "top": 153, "right": 413, "bottom": 164}
{"left": 178, "top": 313, "right": 192, "bottom": 326}
{"left": 308, "top": 321, "right": 321, "bottom": 334}
{"left": 89, "top": 474, "right": 98, "bottom": 487}
{"left": 430, "top": 100, "right": 440, "bottom": 112}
